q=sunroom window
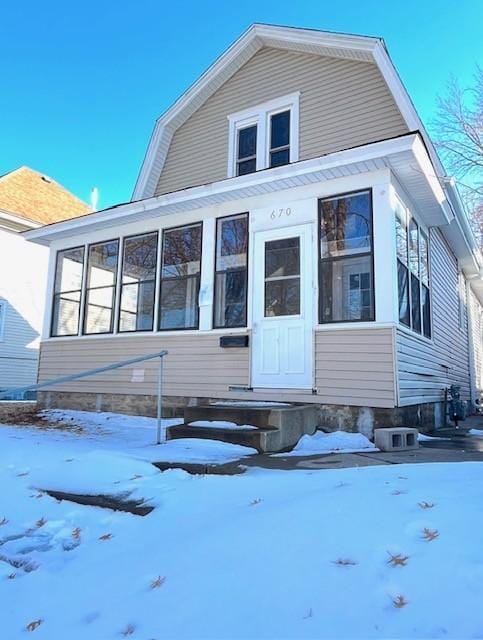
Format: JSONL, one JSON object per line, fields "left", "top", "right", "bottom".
{"left": 395, "top": 200, "right": 431, "bottom": 338}
{"left": 318, "top": 190, "right": 374, "bottom": 323}
{"left": 51, "top": 246, "right": 85, "bottom": 337}
{"left": 83, "top": 240, "right": 119, "bottom": 334}
{"left": 159, "top": 223, "right": 202, "bottom": 330}
{"left": 214, "top": 213, "right": 248, "bottom": 328}
{"left": 119, "top": 232, "right": 158, "bottom": 332}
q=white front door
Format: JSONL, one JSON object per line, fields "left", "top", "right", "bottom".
{"left": 251, "top": 224, "right": 313, "bottom": 389}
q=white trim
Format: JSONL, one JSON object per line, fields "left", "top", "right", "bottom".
{"left": 0, "top": 300, "right": 6, "bottom": 341}
{"left": 227, "top": 93, "right": 300, "bottom": 178}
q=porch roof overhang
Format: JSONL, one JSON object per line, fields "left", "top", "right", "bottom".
{"left": 24, "top": 132, "right": 482, "bottom": 302}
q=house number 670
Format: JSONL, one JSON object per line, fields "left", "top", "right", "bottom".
{"left": 270, "top": 207, "right": 292, "bottom": 220}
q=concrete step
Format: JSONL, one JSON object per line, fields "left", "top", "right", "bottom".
{"left": 168, "top": 403, "right": 319, "bottom": 453}
{"left": 167, "top": 424, "right": 273, "bottom": 452}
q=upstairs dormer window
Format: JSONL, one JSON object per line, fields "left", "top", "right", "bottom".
{"left": 228, "top": 93, "right": 299, "bottom": 178}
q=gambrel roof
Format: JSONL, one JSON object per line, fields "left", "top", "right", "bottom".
{"left": 133, "top": 23, "right": 433, "bottom": 201}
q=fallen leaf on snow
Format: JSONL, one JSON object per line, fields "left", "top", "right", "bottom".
{"left": 387, "top": 552, "right": 409, "bottom": 567}
{"left": 150, "top": 575, "right": 166, "bottom": 589}
{"left": 36, "top": 518, "right": 47, "bottom": 528}
{"left": 0, "top": 517, "right": 8, "bottom": 526}
{"left": 332, "top": 558, "right": 357, "bottom": 566}
{"left": 26, "top": 619, "right": 43, "bottom": 632}
{"left": 422, "top": 527, "right": 439, "bottom": 541}
{"left": 392, "top": 595, "right": 408, "bottom": 608}
{"left": 99, "top": 533, "right": 113, "bottom": 541}
{"left": 72, "top": 527, "right": 81, "bottom": 540}
{"left": 250, "top": 498, "right": 262, "bottom": 506}
{"left": 121, "top": 623, "right": 136, "bottom": 636}
{"left": 418, "top": 501, "right": 435, "bottom": 510}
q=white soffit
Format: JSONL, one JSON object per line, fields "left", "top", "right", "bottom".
{"left": 25, "top": 134, "right": 449, "bottom": 244}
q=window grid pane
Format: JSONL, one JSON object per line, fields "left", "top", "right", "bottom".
{"left": 84, "top": 240, "right": 119, "bottom": 335}
{"left": 119, "top": 232, "right": 158, "bottom": 333}
{"left": 264, "top": 237, "right": 301, "bottom": 318}
{"left": 214, "top": 214, "right": 248, "bottom": 328}
{"left": 51, "top": 247, "right": 85, "bottom": 337}
{"left": 319, "top": 191, "right": 374, "bottom": 323}
{"left": 159, "top": 224, "right": 202, "bottom": 330}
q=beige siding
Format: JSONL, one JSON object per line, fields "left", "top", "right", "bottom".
{"left": 38, "top": 334, "right": 250, "bottom": 398}
{"left": 38, "top": 327, "right": 397, "bottom": 408}
{"left": 396, "top": 229, "right": 471, "bottom": 405}
{"left": 155, "top": 47, "right": 408, "bottom": 195}
{"left": 315, "top": 328, "right": 396, "bottom": 408}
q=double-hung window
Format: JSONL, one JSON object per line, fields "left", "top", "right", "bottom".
{"left": 51, "top": 246, "right": 85, "bottom": 336}
{"left": 159, "top": 223, "right": 202, "bottom": 330}
{"left": 214, "top": 213, "right": 248, "bottom": 328}
{"left": 83, "top": 240, "right": 119, "bottom": 335}
{"left": 228, "top": 93, "right": 299, "bottom": 177}
{"left": 318, "top": 190, "right": 375, "bottom": 323}
{"left": 395, "top": 200, "right": 431, "bottom": 338}
{"left": 119, "top": 232, "right": 158, "bottom": 332}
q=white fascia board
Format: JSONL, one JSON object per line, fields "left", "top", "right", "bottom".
{"left": 25, "top": 133, "right": 424, "bottom": 245}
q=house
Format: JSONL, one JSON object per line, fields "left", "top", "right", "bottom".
{"left": 24, "top": 24, "right": 483, "bottom": 432}
{"left": 0, "top": 166, "right": 90, "bottom": 396}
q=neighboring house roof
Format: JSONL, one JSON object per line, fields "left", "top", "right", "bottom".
{"left": 0, "top": 166, "right": 91, "bottom": 226}
{"left": 132, "top": 23, "right": 433, "bottom": 201}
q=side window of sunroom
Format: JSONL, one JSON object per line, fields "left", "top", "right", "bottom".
{"left": 395, "top": 199, "right": 431, "bottom": 338}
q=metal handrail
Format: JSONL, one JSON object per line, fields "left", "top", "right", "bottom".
{"left": 0, "top": 350, "right": 168, "bottom": 444}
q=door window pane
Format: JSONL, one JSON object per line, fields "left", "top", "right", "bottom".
{"left": 264, "top": 237, "right": 300, "bottom": 317}
{"left": 265, "top": 278, "right": 300, "bottom": 317}
{"left": 265, "top": 237, "right": 300, "bottom": 278}
{"left": 320, "top": 191, "right": 372, "bottom": 258}
{"left": 84, "top": 240, "right": 119, "bottom": 334}
{"left": 159, "top": 223, "right": 202, "bottom": 330}
{"left": 51, "top": 246, "right": 85, "bottom": 337}
{"left": 320, "top": 255, "right": 373, "bottom": 322}
{"left": 214, "top": 213, "right": 248, "bottom": 328}
{"left": 119, "top": 232, "right": 158, "bottom": 332}
{"left": 236, "top": 125, "right": 257, "bottom": 176}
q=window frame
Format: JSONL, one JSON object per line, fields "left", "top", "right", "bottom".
{"left": 158, "top": 221, "right": 203, "bottom": 332}
{"left": 50, "top": 245, "right": 86, "bottom": 338}
{"left": 82, "top": 238, "right": 120, "bottom": 336}
{"left": 317, "top": 188, "right": 376, "bottom": 325}
{"left": 227, "top": 93, "right": 300, "bottom": 178}
{"left": 117, "top": 230, "right": 159, "bottom": 334}
{"left": 394, "top": 197, "right": 433, "bottom": 340}
{"left": 213, "top": 212, "right": 249, "bottom": 330}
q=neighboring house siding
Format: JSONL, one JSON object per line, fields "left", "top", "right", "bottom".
{"left": 0, "top": 227, "right": 48, "bottom": 389}
{"left": 396, "top": 228, "right": 471, "bottom": 405}
{"left": 155, "top": 47, "right": 408, "bottom": 195}
{"left": 315, "top": 328, "right": 396, "bottom": 408}
{"left": 38, "top": 327, "right": 396, "bottom": 408}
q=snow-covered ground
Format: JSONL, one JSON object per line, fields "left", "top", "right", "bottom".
{"left": 1, "top": 410, "right": 483, "bottom": 639}
{"left": 273, "top": 430, "right": 378, "bottom": 456}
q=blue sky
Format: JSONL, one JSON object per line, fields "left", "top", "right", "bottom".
{"left": 1, "top": 0, "right": 481, "bottom": 209}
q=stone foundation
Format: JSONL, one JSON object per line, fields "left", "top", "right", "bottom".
{"left": 37, "top": 390, "right": 447, "bottom": 434}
